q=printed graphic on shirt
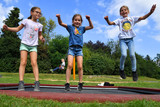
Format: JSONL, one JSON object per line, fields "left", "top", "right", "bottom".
{"left": 27, "top": 25, "right": 39, "bottom": 39}
{"left": 122, "top": 19, "right": 132, "bottom": 32}
{"left": 74, "top": 27, "right": 81, "bottom": 35}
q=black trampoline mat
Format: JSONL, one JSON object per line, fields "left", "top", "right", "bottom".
{"left": 1, "top": 85, "right": 160, "bottom": 95}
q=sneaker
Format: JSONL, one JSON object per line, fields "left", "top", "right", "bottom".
{"left": 132, "top": 72, "right": 138, "bottom": 81}
{"left": 65, "top": 83, "right": 70, "bottom": 91}
{"left": 34, "top": 81, "right": 40, "bottom": 91}
{"left": 119, "top": 69, "right": 126, "bottom": 79}
{"left": 77, "top": 83, "right": 83, "bottom": 91}
{"left": 18, "top": 81, "right": 25, "bottom": 91}
{"left": 50, "top": 69, "right": 53, "bottom": 73}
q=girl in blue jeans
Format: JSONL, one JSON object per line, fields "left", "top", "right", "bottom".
{"left": 56, "top": 14, "right": 93, "bottom": 91}
{"left": 104, "top": 4, "right": 156, "bottom": 81}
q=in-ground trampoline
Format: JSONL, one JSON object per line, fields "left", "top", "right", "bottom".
{"left": 0, "top": 83, "right": 160, "bottom": 103}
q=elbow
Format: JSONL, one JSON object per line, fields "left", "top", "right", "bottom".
{"left": 108, "top": 23, "right": 112, "bottom": 25}
{"left": 91, "top": 26, "right": 94, "bottom": 29}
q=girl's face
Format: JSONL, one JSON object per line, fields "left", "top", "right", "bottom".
{"left": 72, "top": 16, "right": 82, "bottom": 27}
{"left": 31, "top": 9, "right": 41, "bottom": 20}
{"left": 120, "top": 7, "right": 129, "bottom": 18}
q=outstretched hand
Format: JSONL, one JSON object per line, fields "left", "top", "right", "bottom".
{"left": 86, "top": 15, "right": 90, "bottom": 20}
{"left": 56, "top": 14, "right": 60, "bottom": 18}
{"left": 3, "top": 25, "right": 8, "bottom": 31}
{"left": 150, "top": 4, "right": 156, "bottom": 14}
{"left": 104, "top": 16, "right": 108, "bottom": 19}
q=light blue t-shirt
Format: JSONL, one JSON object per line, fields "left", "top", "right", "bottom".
{"left": 66, "top": 25, "right": 85, "bottom": 47}
{"left": 21, "top": 19, "right": 43, "bottom": 46}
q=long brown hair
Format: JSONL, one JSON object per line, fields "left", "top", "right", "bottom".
{"left": 72, "top": 14, "right": 83, "bottom": 26}
{"left": 28, "top": 7, "right": 41, "bottom": 19}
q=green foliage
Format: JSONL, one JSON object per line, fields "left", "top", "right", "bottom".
{"left": 84, "top": 40, "right": 160, "bottom": 79}
{"left": 37, "top": 16, "right": 56, "bottom": 73}
{"left": 39, "top": 17, "right": 56, "bottom": 44}
{"left": 0, "top": 7, "right": 21, "bottom": 73}
{"left": 48, "top": 35, "right": 69, "bottom": 73}
{"left": 1, "top": 7, "right": 22, "bottom": 38}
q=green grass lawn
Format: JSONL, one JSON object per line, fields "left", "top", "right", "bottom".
{"left": 0, "top": 72, "right": 160, "bottom": 106}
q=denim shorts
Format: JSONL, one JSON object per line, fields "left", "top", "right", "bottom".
{"left": 20, "top": 43, "right": 37, "bottom": 52}
{"left": 68, "top": 45, "right": 83, "bottom": 56}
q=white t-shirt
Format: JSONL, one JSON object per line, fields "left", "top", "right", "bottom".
{"left": 113, "top": 16, "right": 140, "bottom": 39}
{"left": 21, "top": 19, "right": 43, "bottom": 46}
{"left": 61, "top": 62, "right": 65, "bottom": 69}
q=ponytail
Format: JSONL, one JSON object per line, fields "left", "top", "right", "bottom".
{"left": 28, "top": 15, "right": 32, "bottom": 19}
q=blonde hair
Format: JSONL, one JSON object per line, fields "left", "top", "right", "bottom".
{"left": 28, "top": 7, "right": 41, "bottom": 19}
{"left": 120, "top": 5, "right": 129, "bottom": 13}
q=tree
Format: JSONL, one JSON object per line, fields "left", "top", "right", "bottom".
{"left": 0, "top": 7, "right": 22, "bottom": 72}
{"left": 1, "top": 7, "right": 22, "bottom": 38}
{"left": 48, "top": 35, "right": 69, "bottom": 73}
{"left": 37, "top": 16, "right": 56, "bottom": 73}
{"left": 39, "top": 17, "right": 56, "bottom": 44}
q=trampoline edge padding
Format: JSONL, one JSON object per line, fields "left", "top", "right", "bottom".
{"left": 0, "top": 83, "right": 160, "bottom": 103}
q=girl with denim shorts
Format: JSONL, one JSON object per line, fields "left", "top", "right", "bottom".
{"left": 3, "top": 7, "right": 45, "bottom": 91}
{"left": 104, "top": 4, "right": 156, "bottom": 81}
{"left": 56, "top": 14, "right": 93, "bottom": 91}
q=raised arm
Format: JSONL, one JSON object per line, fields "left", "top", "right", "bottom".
{"left": 104, "top": 16, "right": 115, "bottom": 25}
{"left": 56, "top": 14, "right": 67, "bottom": 28}
{"left": 3, "top": 24, "right": 24, "bottom": 32}
{"left": 85, "top": 15, "right": 94, "bottom": 30}
{"left": 138, "top": 4, "right": 156, "bottom": 21}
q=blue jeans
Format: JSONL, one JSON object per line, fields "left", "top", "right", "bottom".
{"left": 119, "top": 38, "right": 136, "bottom": 72}
{"left": 52, "top": 67, "right": 59, "bottom": 71}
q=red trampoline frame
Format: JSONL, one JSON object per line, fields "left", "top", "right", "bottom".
{"left": 0, "top": 83, "right": 160, "bottom": 103}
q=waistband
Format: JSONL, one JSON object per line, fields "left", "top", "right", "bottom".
{"left": 70, "top": 45, "right": 82, "bottom": 48}
{"left": 120, "top": 38, "right": 133, "bottom": 40}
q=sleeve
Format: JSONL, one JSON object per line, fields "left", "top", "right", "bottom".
{"left": 39, "top": 24, "right": 43, "bottom": 32}
{"left": 81, "top": 26, "right": 86, "bottom": 34}
{"left": 113, "top": 18, "right": 120, "bottom": 26}
{"left": 66, "top": 25, "right": 72, "bottom": 32}
{"left": 132, "top": 16, "right": 140, "bottom": 24}
{"left": 21, "top": 19, "right": 28, "bottom": 26}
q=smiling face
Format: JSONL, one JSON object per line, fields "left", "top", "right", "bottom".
{"left": 72, "top": 15, "right": 82, "bottom": 28}
{"left": 31, "top": 8, "right": 41, "bottom": 20}
{"left": 120, "top": 6, "right": 129, "bottom": 18}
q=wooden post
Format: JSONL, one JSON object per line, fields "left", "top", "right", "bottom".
{"left": 73, "top": 56, "right": 75, "bottom": 80}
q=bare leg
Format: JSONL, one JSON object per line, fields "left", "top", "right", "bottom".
{"left": 66, "top": 55, "right": 74, "bottom": 83}
{"left": 76, "top": 56, "right": 83, "bottom": 83}
{"left": 19, "top": 51, "right": 28, "bottom": 81}
{"left": 30, "top": 51, "right": 39, "bottom": 81}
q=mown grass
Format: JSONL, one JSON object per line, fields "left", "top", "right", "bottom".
{"left": 0, "top": 94, "right": 160, "bottom": 107}
{"left": 0, "top": 72, "right": 160, "bottom": 106}
{"left": 0, "top": 72, "right": 160, "bottom": 88}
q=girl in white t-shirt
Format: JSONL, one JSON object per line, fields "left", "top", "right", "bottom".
{"left": 104, "top": 4, "right": 156, "bottom": 81}
{"left": 3, "top": 7, "right": 45, "bottom": 91}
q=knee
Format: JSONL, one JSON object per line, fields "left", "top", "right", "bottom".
{"left": 77, "top": 65, "right": 83, "bottom": 71}
{"left": 20, "top": 61, "right": 27, "bottom": 66}
{"left": 31, "top": 61, "right": 37, "bottom": 67}
{"left": 130, "top": 54, "right": 135, "bottom": 59}
{"left": 67, "top": 64, "right": 73, "bottom": 70}
{"left": 121, "top": 54, "right": 127, "bottom": 59}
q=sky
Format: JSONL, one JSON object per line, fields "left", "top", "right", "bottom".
{"left": 0, "top": 0, "right": 160, "bottom": 59}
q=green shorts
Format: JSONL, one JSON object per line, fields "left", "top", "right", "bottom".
{"left": 20, "top": 43, "right": 37, "bottom": 52}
